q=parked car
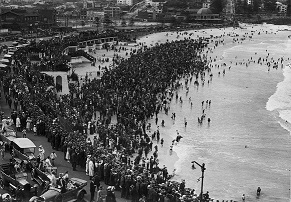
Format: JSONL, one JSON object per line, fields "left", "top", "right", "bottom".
{"left": 0, "top": 161, "right": 38, "bottom": 201}
{"left": 12, "top": 138, "right": 36, "bottom": 161}
{"left": 30, "top": 178, "right": 87, "bottom": 202}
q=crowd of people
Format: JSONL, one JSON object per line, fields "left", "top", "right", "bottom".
{"left": 1, "top": 26, "right": 215, "bottom": 202}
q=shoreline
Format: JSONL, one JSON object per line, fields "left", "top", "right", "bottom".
{"left": 137, "top": 23, "right": 290, "bottom": 201}
{"left": 71, "top": 23, "right": 291, "bottom": 201}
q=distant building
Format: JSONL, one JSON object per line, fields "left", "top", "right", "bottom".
{"left": 287, "top": 0, "right": 291, "bottom": 16}
{"left": 87, "top": 10, "right": 104, "bottom": 21}
{"left": 0, "top": 8, "right": 56, "bottom": 30}
{"left": 225, "top": 0, "right": 235, "bottom": 15}
{"left": 117, "top": 0, "right": 133, "bottom": 6}
{"left": 104, "top": 6, "right": 121, "bottom": 19}
{"left": 276, "top": 2, "right": 287, "bottom": 14}
{"left": 190, "top": 8, "right": 221, "bottom": 23}
{"left": 137, "top": 9, "right": 156, "bottom": 20}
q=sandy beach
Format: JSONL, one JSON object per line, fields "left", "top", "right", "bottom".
{"left": 74, "top": 23, "right": 291, "bottom": 201}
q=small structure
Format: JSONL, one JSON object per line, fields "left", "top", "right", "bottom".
{"left": 191, "top": 8, "right": 221, "bottom": 23}
{"left": 41, "top": 71, "right": 70, "bottom": 96}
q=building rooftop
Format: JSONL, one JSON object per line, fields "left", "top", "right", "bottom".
{"left": 197, "top": 7, "right": 212, "bottom": 15}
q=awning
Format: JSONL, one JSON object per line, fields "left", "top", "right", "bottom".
{"left": 0, "top": 59, "right": 9, "bottom": 63}
{"left": 8, "top": 52, "right": 14, "bottom": 55}
{"left": 0, "top": 64, "right": 7, "bottom": 68}
{"left": 12, "top": 138, "right": 36, "bottom": 149}
{"left": 4, "top": 54, "right": 12, "bottom": 58}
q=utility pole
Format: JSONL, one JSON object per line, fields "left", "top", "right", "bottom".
{"left": 192, "top": 161, "right": 206, "bottom": 202}
{"left": 0, "top": 0, "right": 2, "bottom": 30}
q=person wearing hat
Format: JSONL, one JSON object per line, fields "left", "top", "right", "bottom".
{"left": 106, "top": 186, "right": 116, "bottom": 202}
{"left": 33, "top": 124, "right": 37, "bottom": 136}
{"left": 16, "top": 116, "right": 21, "bottom": 132}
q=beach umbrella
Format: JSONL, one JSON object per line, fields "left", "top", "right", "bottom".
{"left": 0, "top": 59, "right": 9, "bottom": 63}
{"left": 4, "top": 54, "right": 12, "bottom": 58}
{"left": 0, "top": 64, "right": 7, "bottom": 68}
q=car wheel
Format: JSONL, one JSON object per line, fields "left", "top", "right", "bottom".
{"left": 77, "top": 191, "right": 85, "bottom": 201}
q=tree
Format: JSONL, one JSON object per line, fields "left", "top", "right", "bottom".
{"left": 253, "top": 0, "right": 261, "bottom": 13}
{"left": 264, "top": 0, "right": 277, "bottom": 13}
{"left": 235, "top": 0, "right": 244, "bottom": 14}
{"left": 243, "top": 0, "right": 248, "bottom": 14}
{"left": 210, "top": 0, "right": 227, "bottom": 14}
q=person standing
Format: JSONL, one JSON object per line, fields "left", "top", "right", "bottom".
{"left": 38, "top": 145, "right": 45, "bottom": 162}
{"left": 88, "top": 159, "right": 94, "bottom": 180}
{"left": 242, "top": 194, "right": 245, "bottom": 201}
{"left": 71, "top": 151, "right": 77, "bottom": 171}
{"left": 8, "top": 97, "right": 12, "bottom": 109}
{"left": 22, "top": 129, "right": 26, "bottom": 138}
{"left": 16, "top": 116, "right": 21, "bottom": 131}
{"left": 50, "top": 151, "right": 57, "bottom": 167}
{"left": 257, "top": 187, "right": 261, "bottom": 196}
{"left": 90, "top": 179, "right": 96, "bottom": 202}
{"left": 0, "top": 142, "right": 4, "bottom": 160}
{"left": 50, "top": 172, "right": 57, "bottom": 188}
{"left": 65, "top": 147, "right": 70, "bottom": 162}
{"left": 33, "top": 124, "right": 37, "bottom": 136}
{"left": 106, "top": 187, "right": 116, "bottom": 202}
{"left": 96, "top": 186, "right": 104, "bottom": 202}
{"left": 26, "top": 117, "right": 32, "bottom": 131}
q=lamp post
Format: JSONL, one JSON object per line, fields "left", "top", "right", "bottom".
{"left": 192, "top": 161, "right": 206, "bottom": 202}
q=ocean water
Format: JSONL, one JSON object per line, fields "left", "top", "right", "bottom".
{"left": 136, "top": 24, "right": 291, "bottom": 201}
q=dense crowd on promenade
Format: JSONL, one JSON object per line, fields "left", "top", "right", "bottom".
{"left": 2, "top": 27, "right": 213, "bottom": 202}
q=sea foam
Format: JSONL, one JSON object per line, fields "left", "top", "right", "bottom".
{"left": 266, "top": 65, "right": 291, "bottom": 112}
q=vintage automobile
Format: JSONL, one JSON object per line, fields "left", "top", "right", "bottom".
{"left": 0, "top": 161, "right": 38, "bottom": 200}
{"left": 30, "top": 178, "right": 87, "bottom": 202}
{"left": 30, "top": 167, "right": 52, "bottom": 188}
{"left": 12, "top": 138, "right": 36, "bottom": 160}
